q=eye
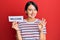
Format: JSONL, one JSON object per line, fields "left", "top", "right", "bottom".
{"left": 34, "top": 9, "right": 37, "bottom": 11}
{"left": 28, "top": 9, "right": 32, "bottom": 11}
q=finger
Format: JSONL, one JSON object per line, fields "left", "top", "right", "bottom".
{"left": 45, "top": 21, "right": 47, "bottom": 24}
{"left": 14, "top": 21, "right": 17, "bottom": 24}
{"left": 39, "top": 21, "right": 42, "bottom": 25}
{"left": 42, "top": 18, "right": 46, "bottom": 22}
{"left": 13, "top": 21, "right": 18, "bottom": 25}
{"left": 44, "top": 21, "right": 47, "bottom": 26}
{"left": 43, "top": 18, "right": 46, "bottom": 22}
{"left": 39, "top": 21, "right": 41, "bottom": 24}
{"left": 42, "top": 18, "right": 44, "bottom": 21}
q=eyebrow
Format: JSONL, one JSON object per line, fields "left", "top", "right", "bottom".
{"left": 28, "top": 8, "right": 36, "bottom": 10}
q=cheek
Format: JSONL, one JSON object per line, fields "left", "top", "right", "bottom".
{"left": 27, "top": 11, "right": 31, "bottom": 16}
{"left": 34, "top": 13, "right": 37, "bottom": 17}
{"left": 34, "top": 11, "right": 37, "bottom": 15}
{"left": 35, "top": 11, "right": 37, "bottom": 14}
{"left": 27, "top": 11, "right": 32, "bottom": 15}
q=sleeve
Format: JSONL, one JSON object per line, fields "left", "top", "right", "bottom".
{"left": 18, "top": 22, "right": 22, "bottom": 31}
{"left": 42, "top": 26, "right": 47, "bottom": 34}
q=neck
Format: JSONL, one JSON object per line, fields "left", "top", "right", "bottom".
{"left": 26, "top": 17, "right": 36, "bottom": 22}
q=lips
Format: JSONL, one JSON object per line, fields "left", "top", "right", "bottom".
{"left": 31, "top": 13, "right": 35, "bottom": 16}
{"left": 30, "top": 14, "right": 36, "bottom": 18}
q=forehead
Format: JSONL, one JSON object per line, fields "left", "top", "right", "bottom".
{"left": 28, "top": 4, "right": 36, "bottom": 9}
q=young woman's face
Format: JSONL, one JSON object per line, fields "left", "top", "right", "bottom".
{"left": 26, "top": 4, "right": 38, "bottom": 18}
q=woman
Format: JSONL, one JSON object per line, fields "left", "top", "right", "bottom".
{"left": 12, "top": 1, "right": 47, "bottom": 40}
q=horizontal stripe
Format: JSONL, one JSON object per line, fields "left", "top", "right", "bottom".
{"left": 20, "top": 24, "right": 38, "bottom": 25}
{"left": 23, "top": 37, "right": 39, "bottom": 40}
{"left": 22, "top": 34, "right": 39, "bottom": 36}
{"left": 23, "top": 38, "right": 36, "bottom": 40}
{"left": 23, "top": 39, "right": 36, "bottom": 40}
{"left": 43, "top": 30, "right": 46, "bottom": 31}
{"left": 22, "top": 35, "right": 39, "bottom": 37}
{"left": 22, "top": 36, "right": 39, "bottom": 40}
{"left": 22, "top": 31, "right": 40, "bottom": 34}
{"left": 23, "top": 38, "right": 36, "bottom": 39}
{"left": 19, "top": 26, "right": 38, "bottom": 27}
{"left": 22, "top": 36, "right": 39, "bottom": 38}
{"left": 21, "top": 29, "right": 38, "bottom": 32}
{"left": 21, "top": 32, "right": 39, "bottom": 34}
{"left": 19, "top": 24, "right": 38, "bottom": 26}
{"left": 19, "top": 27, "right": 38, "bottom": 29}
{"left": 19, "top": 22, "right": 38, "bottom": 24}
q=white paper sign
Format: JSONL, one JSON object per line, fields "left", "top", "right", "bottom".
{"left": 8, "top": 16, "right": 23, "bottom": 22}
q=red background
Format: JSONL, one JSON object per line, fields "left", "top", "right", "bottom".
{"left": 0, "top": 0, "right": 60, "bottom": 40}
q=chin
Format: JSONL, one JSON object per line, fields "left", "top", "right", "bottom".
{"left": 29, "top": 15, "right": 36, "bottom": 18}
{"left": 31, "top": 16, "right": 35, "bottom": 18}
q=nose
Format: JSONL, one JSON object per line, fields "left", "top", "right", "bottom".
{"left": 32, "top": 10, "right": 34, "bottom": 14}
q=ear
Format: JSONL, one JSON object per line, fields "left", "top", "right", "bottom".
{"left": 25, "top": 11, "right": 28, "bottom": 15}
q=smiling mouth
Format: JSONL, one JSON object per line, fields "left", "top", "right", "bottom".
{"left": 31, "top": 14, "right": 34, "bottom": 16}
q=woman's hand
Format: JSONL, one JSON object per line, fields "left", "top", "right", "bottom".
{"left": 12, "top": 21, "right": 19, "bottom": 31}
{"left": 38, "top": 18, "right": 47, "bottom": 32}
{"left": 12, "top": 21, "right": 22, "bottom": 40}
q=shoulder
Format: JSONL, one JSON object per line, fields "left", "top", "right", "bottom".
{"left": 35, "top": 18, "right": 41, "bottom": 23}
{"left": 36, "top": 18, "right": 41, "bottom": 22}
{"left": 18, "top": 19, "right": 26, "bottom": 24}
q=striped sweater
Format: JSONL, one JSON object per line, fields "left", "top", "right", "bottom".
{"left": 18, "top": 19, "right": 46, "bottom": 40}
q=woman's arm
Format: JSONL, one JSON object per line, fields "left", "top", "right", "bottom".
{"left": 12, "top": 21, "right": 22, "bottom": 40}
{"left": 40, "top": 31, "right": 46, "bottom": 40}
{"left": 38, "top": 18, "right": 47, "bottom": 40}
{"left": 16, "top": 30, "right": 22, "bottom": 40}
